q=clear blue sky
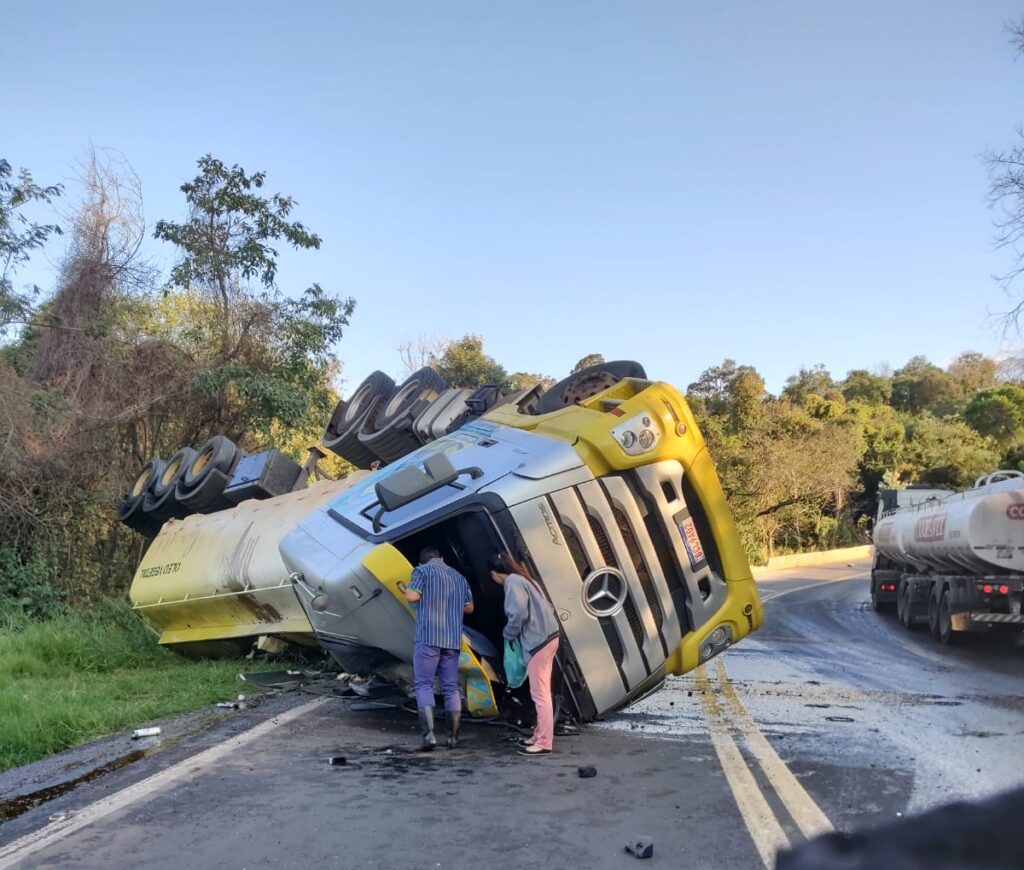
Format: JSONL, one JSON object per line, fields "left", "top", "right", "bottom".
{"left": 6, "top": 1, "right": 1023, "bottom": 393}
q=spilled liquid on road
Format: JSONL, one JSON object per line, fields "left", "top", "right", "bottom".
{"left": 0, "top": 750, "right": 147, "bottom": 823}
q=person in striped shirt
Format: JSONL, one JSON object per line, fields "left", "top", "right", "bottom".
{"left": 405, "top": 547, "right": 474, "bottom": 750}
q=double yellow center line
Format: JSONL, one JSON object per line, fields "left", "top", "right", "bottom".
{"left": 696, "top": 659, "right": 834, "bottom": 868}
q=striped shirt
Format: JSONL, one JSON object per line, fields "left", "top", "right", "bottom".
{"left": 408, "top": 558, "right": 473, "bottom": 650}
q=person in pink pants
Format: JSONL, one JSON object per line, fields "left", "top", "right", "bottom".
{"left": 489, "top": 552, "right": 562, "bottom": 756}
{"left": 524, "top": 635, "right": 560, "bottom": 752}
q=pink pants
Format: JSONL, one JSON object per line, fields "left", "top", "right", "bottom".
{"left": 526, "top": 637, "right": 559, "bottom": 751}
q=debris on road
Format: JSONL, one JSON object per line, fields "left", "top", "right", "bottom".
{"left": 328, "top": 756, "right": 347, "bottom": 766}
{"left": 131, "top": 727, "right": 161, "bottom": 739}
{"left": 625, "top": 837, "right": 654, "bottom": 859}
{"left": 825, "top": 715, "right": 855, "bottom": 723}
{"left": 578, "top": 765, "right": 597, "bottom": 779}
{"left": 238, "top": 670, "right": 315, "bottom": 689}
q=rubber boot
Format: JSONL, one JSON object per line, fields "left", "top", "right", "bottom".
{"left": 446, "top": 710, "right": 461, "bottom": 749}
{"left": 418, "top": 705, "right": 436, "bottom": 751}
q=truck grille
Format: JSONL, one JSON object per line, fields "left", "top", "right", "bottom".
{"left": 551, "top": 502, "right": 630, "bottom": 691}
{"left": 546, "top": 467, "right": 703, "bottom": 685}
{"left": 610, "top": 501, "right": 666, "bottom": 636}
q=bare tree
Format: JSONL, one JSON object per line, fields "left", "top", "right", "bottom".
{"left": 986, "top": 20, "right": 1024, "bottom": 330}
{"left": 397, "top": 332, "right": 449, "bottom": 377}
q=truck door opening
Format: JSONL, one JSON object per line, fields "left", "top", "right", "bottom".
{"left": 393, "top": 509, "right": 508, "bottom": 665}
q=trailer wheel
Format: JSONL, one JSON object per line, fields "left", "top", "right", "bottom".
{"left": 936, "top": 589, "right": 957, "bottom": 645}
{"left": 321, "top": 371, "right": 396, "bottom": 468}
{"left": 131, "top": 458, "right": 167, "bottom": 499}
{"left": 150, "top": 447, "right": 197, "bottom": 500}
{"left": 870, "top": 579, "right": 891, "bottom": 613}
{"left": 897, "top": 581, "right": 916, "bottom": 629}
{"left": 183, "top": 436, "right": 239, "bottom": 488}
{"left": 927, "top": 588, "right": 941, "bottom": 639}
{"left": 358, "top": 367, "right": 447, "bottom": 463}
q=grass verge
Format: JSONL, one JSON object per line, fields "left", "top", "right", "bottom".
{"left": 0, "top": 600, "right": 255, "bottom": 772}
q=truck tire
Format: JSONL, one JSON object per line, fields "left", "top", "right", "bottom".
{"left": 183, "top": 436, "right": 239, "bottom": 488}
{"left": 897, "top": 580, "right": 916, "bottom": 630}
{"left": 131, "top": 458, "right": 167, "bottom": 500}
{"left": 936, "top": 589, "right": 957, "bottom": 645}
{"left": 150, "top": 447, "right": 197, "bottom": 500}
{"left": 927, "top": 588, "right": 941, "bottom": 639}
{"left": 872, "top": 581, "right": 888, "bottom": 614}
{"left": 358, "top": 368, "right": 448, "bottom": 463}
{"left": 535, "top": 360, "right": 647, "bottom": 415}
{"left": 116, "top": 494, "right": 163, "bottom": 538}
{"left": 144, "top": 446, "right": 200, "bottom": 522}
{"left": 322, "top": 371, "right": 396, "bottom": 468}
{"left": 175, "top": 467, "right": 234, "bottom": 514}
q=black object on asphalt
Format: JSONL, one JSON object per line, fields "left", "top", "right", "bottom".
{"left": 578, "top": 765, "right": 597, "bottom": 779}
{"left": 625, "top": 837, "right": 654, "bottom": 859}
{"left": 328, "top": 756, "right": 347, "bottom": 766}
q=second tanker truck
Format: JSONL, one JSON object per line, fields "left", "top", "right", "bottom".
{"left": 870, "top": 470, "right": 1024, "bottom": 643}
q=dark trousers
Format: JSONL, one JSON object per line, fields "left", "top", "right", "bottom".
{"left": 413, "top": 643, "right": 461, "bottom": 712}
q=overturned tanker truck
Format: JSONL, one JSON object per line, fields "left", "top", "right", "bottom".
{"left": 123, "top": 361, "right": 764, "bottom": 721}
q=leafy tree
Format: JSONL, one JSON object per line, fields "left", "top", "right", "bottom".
{"left": 726, "top": 400, "right": 864, "bottom": 558}
{"left": 153, "top": 155, "right": 354, "bottom": 437}
{"left": 508, "top": 371, "right": 556, "bottom": 392}
{"left": 572, "top": 353, "right": 605, "bottom": 373}
{"left": 781, "top": 364, "right": 834, "bottom": 405}
{"left": 688, "top": 359, "right": 762, "bottom": 419}
{"left": 842, "top": 369, "right": 892, "bottom": 405}
{"left": 901, "top": 416, "right": 999, "bottom": 488}
{"left": 154, "top": 155, "right": 325, "bottom": 345}
{"left": 430, "top": 334, "right": 513, "bottom": 391}
{"left": 964, "top": 385, "right": 1024, "bottom": 446}
{"left": 0, "top": 159, "right": 62, "bottom": 330}
{"left": 727, "top": 368, "right": 766, "bottom": 426}
{"left": 891, "top": 357, "right": 961, "bottom": 415}
{"left": 948, "top": 351, "right": 997, "bottom": 393}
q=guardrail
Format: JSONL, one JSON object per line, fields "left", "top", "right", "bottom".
{"left": 753, "top": 545, "right": 873, "bottom": 573}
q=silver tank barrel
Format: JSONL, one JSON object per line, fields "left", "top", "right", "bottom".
{"left": 872, "top": 472, "right": 1024, "bottom": 575}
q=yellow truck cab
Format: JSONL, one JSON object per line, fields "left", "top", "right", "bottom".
{"left": 280, "top": 376, "right": 763, "bottom": 721}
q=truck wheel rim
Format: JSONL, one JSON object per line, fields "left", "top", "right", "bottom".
{"left": 192, "top": 449, "right": 212, "bottom": 477}
{"left": 131, "top": 467, "right": 153, "bottom": 497}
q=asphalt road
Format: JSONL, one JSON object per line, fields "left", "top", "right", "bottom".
{"left": 2, "top": 561, "right": 1023, "bottom": 869}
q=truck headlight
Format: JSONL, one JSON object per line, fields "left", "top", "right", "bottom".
{"left": 611, "top": 414, "right": 661, "bottom": 456}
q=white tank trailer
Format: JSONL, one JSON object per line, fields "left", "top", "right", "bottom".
{"left": 870, "top": 471, "right": 1024, "bottom": 643}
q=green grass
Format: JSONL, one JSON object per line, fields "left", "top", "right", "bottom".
{"left": 0, "top": 601, "right": 256, "bottom": 772}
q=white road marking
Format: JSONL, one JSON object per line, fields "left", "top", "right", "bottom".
{"left": 714, "top": 659, "right": 834, "bottom": 838}
{"left": 0, "top": 698, "right": 327, "bottom": 869}
{"left": 695, "top": 666, "right": 790, "bottom": 868}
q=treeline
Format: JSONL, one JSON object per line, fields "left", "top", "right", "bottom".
{"left": 2, "top": 148, "right": 1022, "bottom": 616}
{"left": 686, "top": 355, "right": 1018, "bottom": 563}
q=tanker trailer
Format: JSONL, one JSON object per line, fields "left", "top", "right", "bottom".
{"left": 869, "top": 484, "right": 952, "bottom": 612}
{"left": 129, "top": 472, "right": 370, "bottom": 655}
{"left": 279, "top": 374, "right": 764, "bottom": 722}
{"left": 871, "top": 470, "right": 1024, "bottom": 643}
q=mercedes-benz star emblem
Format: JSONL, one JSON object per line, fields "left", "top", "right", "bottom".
{"left": 582, "top": 568, "right": 628, "bottom": 617}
